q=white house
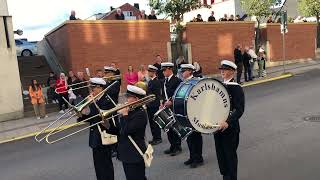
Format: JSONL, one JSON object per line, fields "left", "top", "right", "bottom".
{"left": 0, "top": 0, "right": 24, "bottom": 121}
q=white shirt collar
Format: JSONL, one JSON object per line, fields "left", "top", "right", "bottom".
{"left": 185, "top": 75, "right": 193, "bottom": 81}
{"left": 151, "top": 76, "right": 156, "bottom": 80}
{"left": 224, "top": 77, "right": 233, "bottom": 83}
{"left": 167, "top": 74, "right": 173, "bottom": 81}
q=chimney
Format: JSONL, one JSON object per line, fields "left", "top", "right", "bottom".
{"left": 110, "top": 6, "right": 114, "bottom": 11}
{"left": 134, "top": 3, "right": 139, "bottom": 10}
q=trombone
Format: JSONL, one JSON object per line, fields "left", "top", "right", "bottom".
{"left": 34, "top": 81, "right": 119, "bottom": 143}
{"left": 55, "top": 75, "right": 121, "bottom": 94}
{"left": 45, "top": 94, "right": 156, "bottom": 144}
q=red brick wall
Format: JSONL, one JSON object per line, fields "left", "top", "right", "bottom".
{"left": 45, "top": 20, "right": 170, "bottom": 90}
{"left": 103, "top": 3, "right": 141, "bottom": 20}
{"left": 185, "top": 22, "right": 255, "bottom": 74}
{"left": 262, "top": 23, "right": 317, "bottom": 61}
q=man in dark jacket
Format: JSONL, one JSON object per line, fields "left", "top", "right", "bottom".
{"left": 148, "top": 10, "right": 157, "bottom": 20}
{"left": 153, "top": 55, "right": 164, "bottom": 80}
{"left": 79, "top": 78, "right": 115, "bottom": 180}
{"left": 215, "top": 60, "right": 245, "bottom": 180}
{"left": 107, "top": 85, "right": 148, "bottom": 180}
{"left": 115, "top": 8, "right": 125, "bottom": 20}
{"left": 242, "top": 47, "right": 252, "bottom": 81}
{"left": 233, "top": 44, "right": 243, "bottom": 84}
{"left": 146, "top": 65, "right": 162, "bottom": 145}
{"left": 161, "top": 62, "right": 183, "bottom": 156}
{"left": 208, "top": 11, "right": 216, "bottom": 22}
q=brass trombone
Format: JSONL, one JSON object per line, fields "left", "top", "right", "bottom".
{"left": 34, "top": 81, "right": 119, "bottom": 143}
{"left": 55, "top": 75, "right": 121, "bottom": 94}
{"left": 45, "top": 94, "right": 156, "bottom": 144}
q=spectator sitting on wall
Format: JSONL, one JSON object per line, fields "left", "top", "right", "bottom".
{"left": 115, "top": 8, "right": 125, "bottom": 20}
{"left": 220, "top": 14, "right": 228, "bottom": 21}
{"left": 228, "top": 15, "right": 235, "bottom": 21}
{"left": 193, "top": 61, "right": 203, "bottom": 78}
{"left": 138, "top": 10, "right": 148, "bottom": 19}
{"left": 69, "top": 10, "right": 80, "bottom": 20}
{"left": 195, "top": 14, "right": 203, "bottom": 22}
{"left": 208, "top": 11, "right": 216, "bottom": 22}
{"left": 124, "top": 65, "right": 138, "bottom": 85}
{"left": 148, "top": 10, "right": 157, "bottom": 20}
{"left": 47, "top": 71, "right": 57, "bottom": 87}
{"left": 267, "top": 16, "right": 274, "bottom": 23}
{"left": 235, "top": 15, "right": 241, "bottom": 21}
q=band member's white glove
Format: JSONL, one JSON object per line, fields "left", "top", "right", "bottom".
{"left": 81, "top": 107, "right": 90, "bottom": 115}
{"left": 218, "top": 121, "right": 229, "bottom": 132}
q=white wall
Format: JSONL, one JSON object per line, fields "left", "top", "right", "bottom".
{"left": 0, "top": 0, "right": 24, "bottom": 121}
{"left": 0, "top": 0, "right": 9, "bottom": 15}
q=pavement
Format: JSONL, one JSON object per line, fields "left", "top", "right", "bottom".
{"left": 1, "top": 60, "right": 320, "bottom": 144}
{"left": 1, "top": 65, "right": 320, "bottom": 180}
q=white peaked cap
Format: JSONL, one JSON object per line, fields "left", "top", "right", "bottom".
{"left": 90, "top": 77, "right": 106, "bottom": 85}
{"left": 219, "top": 60, "right": 237, "bottom": 70}
{"left": 180, "top": 64, "right": 196, "bottom": 70}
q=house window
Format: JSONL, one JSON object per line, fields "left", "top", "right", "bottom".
{"left": 3, "top": 16, "right": 11, "bottom": 48}
{"left": 123, "top": 11, "right": 133, "bottom": 17}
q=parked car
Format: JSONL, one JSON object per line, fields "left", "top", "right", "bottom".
{"left": 15, "top": 39, "right": 38, "bottom": 56}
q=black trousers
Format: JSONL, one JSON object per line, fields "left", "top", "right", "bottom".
{"left": 57, "top": 93, "right": 69, "bottom": 110}
{"left": 244, "top": 63, "right": 252, "bottom": 81}
{"left": 92, "top": 146, "right": 114, "bottom": 180}
{"left": 214, "top": 131, "right": 240, "bottom": 180}
{"left": 186, "top": 131, "right": 203, "bottom": 162}
{"left": 122, "top": 162, "right": 146, "bottom": 180}
{"left": 147, "top": 107, "right": 162, "bottom": 140}
{"left": 236, "top": 63, "right": 243, "bottom": 83}
{"left": 167, "top": 127, "right": 181, "bottom": 150}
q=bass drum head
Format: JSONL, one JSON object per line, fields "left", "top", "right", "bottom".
{"left": 186, "top": 78, "right": 230, "bottom": 134}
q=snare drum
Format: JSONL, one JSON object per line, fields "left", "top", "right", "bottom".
{"left": 171, "top": 122, "right": 193, "bottom": 140}
{"left": 173, "top": 78, "right": 231, "bottom": 134}
{"left": 153, "top": 108, "right": 176, "bottom": 132}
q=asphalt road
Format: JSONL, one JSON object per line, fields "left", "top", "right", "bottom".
{"left": 1, "top": 69, "right": 320, "bottom": 180}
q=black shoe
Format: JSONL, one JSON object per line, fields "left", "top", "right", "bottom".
{"left": 184, "top": 159, "right": 193, "bottom": 165}
{"left": 164, "top": 148, "right": 173, "bottom": 154}
{"left": 190, "top": 160, "right": 204, "bottom": 168}
{"left": 170, "top": 148, "right": 182, "bottom": 156}
{"left": 150, "top": 139, "right": 162, "bottom": 145}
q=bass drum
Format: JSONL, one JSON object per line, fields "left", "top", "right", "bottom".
{"left": 173, "top": 78, "right": 231, "bottom": 134}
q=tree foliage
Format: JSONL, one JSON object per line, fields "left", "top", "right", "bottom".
{"left": 240, "top": 0, "right": 274, "bottom": 22}
{"left": 298, "top": 0, "right": 320, "bottom": 17}
{"left": 149, "top": 0, "right": 209, "bottom": 22}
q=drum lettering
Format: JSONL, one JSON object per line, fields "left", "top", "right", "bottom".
{"left": 216, "top": 87, "right": 220, "bottom": 93}
{"left": 219, "top": 90, "right": 225, "bottom": 99}
{"left": 197, "top": 89, "right": 202, "bottom": 95}
{"left": 211, "top": 84, "right": 216, "bottom": 90}
{"left": 201, "top": 86, "right": 205, "bottom": 92}
{"left": 190, "top": 93, "right": 198, "bottom": 101}
{"left": 205, "top": 83, "right": 209, "bottom": 90}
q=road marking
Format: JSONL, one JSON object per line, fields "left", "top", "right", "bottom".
{"left": 0, "top": 73, "right": 294, "bottom": 144}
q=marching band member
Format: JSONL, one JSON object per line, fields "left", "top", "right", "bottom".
{"left": 180, "top": 64, "right": 204, "bottom": 168}
{"left": 104, "top": 66, "right": 121, "bottom": 157}
{"left": 79, "top": 78, "right": 114, "bottom": 180}
{"left": 161, "top": 62, "right": 183, "bottom": 156}
{"left": 104, "top": 66, "right": 121, "bottom": 104}
{"left": 215, "top": 60, "right": 245, "bottom": 180}
{"left": 107, "top": 85, "right": 149, "bottom": 180}
{"left": 146, "top": 65, "right": 162, "bottom": 145}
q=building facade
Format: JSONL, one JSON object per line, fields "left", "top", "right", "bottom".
{"left": 0, "top": 0, "right": 24, "bottom": 121}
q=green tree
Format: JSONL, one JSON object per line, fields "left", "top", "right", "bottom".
{"left": 298, "top": 0, "right": 320, "bottom": 48}
{"left": 149, "top": 0, "right": 209, "bottom": 56}
{"left": 240, "top": 0, "right": 273, "bottom": 48}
